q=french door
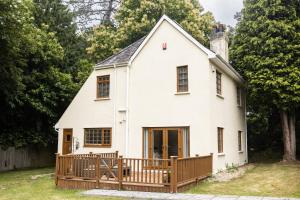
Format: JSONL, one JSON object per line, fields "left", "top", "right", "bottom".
{"left": 143, "top": 127, "right": 189, "bottom": 160}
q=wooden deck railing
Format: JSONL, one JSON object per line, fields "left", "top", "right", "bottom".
{"left": 176, "top": 154, "right": 213, "bottom": 190}
{"left": 55, "top": 152, "right": 212, "bottom": 193}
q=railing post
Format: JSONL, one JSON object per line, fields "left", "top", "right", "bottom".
{"left": 116, "top": 150, "right": 119, "bottom": 158}
{"left": 170, "top": 156, "right": 178, "bottom": 193}
{"left": 210, "top": 153, "right": 213, "bottom": 175}
{"left": 55, "top": 153, "right": 60, "bottom": 186}
{"left": 95, "top": 155, "right": 100, "bottom": 188}
{"left": 118, "top": 155, "right": 123, "bottom": 190}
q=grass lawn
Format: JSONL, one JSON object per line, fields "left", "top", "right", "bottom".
{"left": 187, "top": 162, "right": 300, "bottom": 198}
{"left": 0, "top": 167, "right": 121, "bottom": 200}
{"left": 0, "top": 163, "right": 299, "bottom": 199}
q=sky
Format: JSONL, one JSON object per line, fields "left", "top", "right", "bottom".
{"left": 199, "top": 0, "right": 244, "bottom": 26}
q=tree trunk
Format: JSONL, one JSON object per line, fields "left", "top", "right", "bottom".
{"left": 103, "top": 0, "right": 113, "bottom": 23}
{"left": 280, "top": 110, "right": 296, "bottom": 161}
{"left": 289, "top": 112, "right": 296, "bottom": 160}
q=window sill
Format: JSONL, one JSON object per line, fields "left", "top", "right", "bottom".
{"left": 238, "top": 151, "right": 244, "bottom": 154}
{"left": 217, "top": 153, "right": 225, "bottom": 156}
{"left": 94, "top": 97, "right": 110, "bottom": 101}
{"left": 175, "top": 92, "right": 190, "bottom": 95}
{"left": 216, "top": 94, "right": 224, "bottom": 99}
{"left": 84, "top": 145, "right": 111, "bottom": 148}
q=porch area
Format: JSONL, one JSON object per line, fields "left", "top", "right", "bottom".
{"left": 55, "top": 151, "right": 213, "bottom": 193}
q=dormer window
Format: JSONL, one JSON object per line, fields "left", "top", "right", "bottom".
{"left": 97, "top": 75, "right": 110, "bottom": 98}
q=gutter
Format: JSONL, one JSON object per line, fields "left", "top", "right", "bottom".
{"left": 209, "top": 55, "right": 245, "bottom": 84}
{"left": 94, "top": 62, "right": 129, "bottom": 70}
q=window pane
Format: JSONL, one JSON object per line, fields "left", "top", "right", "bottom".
{"left": 216, "top": 71, "right": 222, "bottom": 95}
{"left": 84, "top": 128, "right": 110, "bottom": 146}
{"left": 217, "top": 128, "right": 223, "bottom": 153}
{"left": 103, "top": 129, "right": 111, "bottom": 145}
{"left": 177, "top": 66, "right": 188, "bottom": 92}
{"left": 97, "top": 75, "right": 110, "bottom": 98}
{"left": 238, "top": 131, "right": 242, "bottom": 151}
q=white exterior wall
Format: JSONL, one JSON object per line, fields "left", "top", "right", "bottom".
{"left": 128, "top": 21, "right": 212, "bottom": 158}
{"left": 210, "top": 64, "right": 247, "bottom": 171}
{"left": 56, "top": 67, "right": 127, "bottom": 155}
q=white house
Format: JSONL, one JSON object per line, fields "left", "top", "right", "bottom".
{"left": 55, "top": 15, "right": 247, "bottom": 172}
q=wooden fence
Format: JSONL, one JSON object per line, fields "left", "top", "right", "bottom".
{"left": 55, "top": 152, "right": 212, "bottom": 193}
{"left": 0, "top": 145, "right": 56, "bottom": 172}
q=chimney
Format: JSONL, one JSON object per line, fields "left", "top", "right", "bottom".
{"left": 210, "top": 23, "right": 229, "bottom": 62}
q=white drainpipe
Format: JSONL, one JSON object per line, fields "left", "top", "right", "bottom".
{"left": 244, "top": 94, "right": 248, "bottom": 163}
{"left": 113, "top": 64, "right": 117, "bottom": 152}
{"left": 125, "top": 64, "right": 130, "bottom": 157}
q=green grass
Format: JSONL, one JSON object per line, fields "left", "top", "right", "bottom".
{"left": 0, "top": 167, "right": 121, "bottom": 200}
{"left": 187, "top": 162, "right": 300, "bottom": 198}
{"left": 1, "top": 163, "right": 299, "bottom": 199}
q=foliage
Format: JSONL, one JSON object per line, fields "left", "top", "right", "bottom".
{"left": 0, "top": 0, "right": 32, "bottom": 106}
{"left": 0, "top": 0, "right": 92, "bottom": 148}
{"left": 230, "top": 0, "right": 300, "bottom": 160}
{"left": 88, "top": 0, "right": 215, "bottom": 62}
{"left": 66, "top": 0, "right": 119, "bottom": 31}
{"left": 230, "top": 0, "right": 300, "bottom": 111}
{"left": 33, "top": 0, "right": 90, "bottom": 74}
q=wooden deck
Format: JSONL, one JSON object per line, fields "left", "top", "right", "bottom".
{"left": 55, "top": 152, "right": 213, "bottom": 193}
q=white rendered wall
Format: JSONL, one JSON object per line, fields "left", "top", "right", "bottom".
{"left": 209, "top": 63, "right": 247, "bottom": 172}
{"left": 128, "top": 21, "right": 212, "bottom": 159}
{"left": 56, "top": 67, "right": 127, "bottom": 155}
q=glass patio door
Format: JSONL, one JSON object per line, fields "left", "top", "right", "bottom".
{"left": 144, "top": 127, "right": 187, "bottom": 160}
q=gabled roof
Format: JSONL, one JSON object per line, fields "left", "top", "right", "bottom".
{"left": 95, "top": 15, "right": 244, "bottom": 83}
{"left": 95, "top": 37, "right": 146, "bottom": 67}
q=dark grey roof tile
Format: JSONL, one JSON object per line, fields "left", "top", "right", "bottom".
{"left": 96, "top": 36, "right": 146, "bottom": 67}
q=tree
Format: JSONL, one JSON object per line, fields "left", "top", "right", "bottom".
{"left": 0, "top": 0, "right": 32, "bottom": 107}
{"left": 87, "top": 0, "right": 215, "bottom": 62}
{"left": 230, "top": 0, "right": 300, "bottom": 161}
{"left": 66, "top": 0, "right": 120, "bottom": 30}
{"left": 33, "top": 0, "right": 90, "bottom": 74}
{"left": 0, "top": 0, "right": 91, "bottom": 149}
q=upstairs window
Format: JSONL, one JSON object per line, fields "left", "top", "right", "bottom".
{"left": 217, "top": 127, "right": 224, "bottom": 153}
{"left": 237, "top": 87, "right": 242, "bottom": 106}
{"left": 97, "top": 75, "right": 110, "bottom": 98}
{"left": 216, "top": 71, "right": 222, "bottom": 95}
{"left": 177, "top": 66, "right": 188, "bottom": 92}
{"left": 238, "top": 131, "right": 242, "bottom": 151}
{"left": 84, "top": 128, "right": 112, "bottom": 147}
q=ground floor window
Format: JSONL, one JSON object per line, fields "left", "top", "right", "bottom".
{"left": 217, "top": 127, "right": 224, "bottom": 153}
{"left": 84, "top": 128, "right": 112, "bottom": 147}
{"left": 143, "top": 127, "right": 189, "bottom": 160}
{"left": 238, "top": 131, "right": 242, "bottom": 151}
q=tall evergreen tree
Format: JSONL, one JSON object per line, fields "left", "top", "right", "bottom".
{"left": 231, "top": 0, "right": 300, "bottom": 161}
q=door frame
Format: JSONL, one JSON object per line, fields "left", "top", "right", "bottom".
{"left": 62, "top": 128, "right": 73, "bottom": 155}
{"left": 142, "top": 127, "right": 189, "bottom": 160}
